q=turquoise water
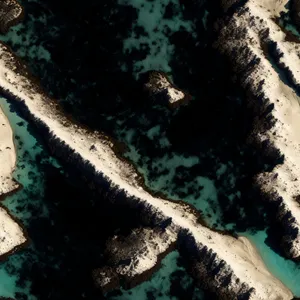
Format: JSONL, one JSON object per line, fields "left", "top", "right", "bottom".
{"left": 243, "top": 230, "right": 300, "bottom": 296}
{"left": 109, "top": 251, "right": 205, "bottom": 300}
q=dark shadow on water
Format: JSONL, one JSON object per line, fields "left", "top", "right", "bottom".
{"left": 17, "top": 163, "right": 143, "bottom": 299}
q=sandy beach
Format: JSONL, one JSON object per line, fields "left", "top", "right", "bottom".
{"left": 0, "top": 104, "right": 26, "bottom": 257}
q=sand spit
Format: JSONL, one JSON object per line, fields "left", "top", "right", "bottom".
{"left": 216, "top": 0, "right": 300, "bottom": 260}
{"left": 0, "top": 105, "right": 26, "bottom": 258}
{"left": 0, "top": 41, "right": 293, "bottom": 299}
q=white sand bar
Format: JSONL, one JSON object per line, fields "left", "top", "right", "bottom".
{"left": 0, "top": 105, "right": 26, "bottom": 256}
{"left": 0, "top": 42, "right": 293, "bottom": 299}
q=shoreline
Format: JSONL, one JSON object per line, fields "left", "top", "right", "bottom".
{"left": 0, "top": 104, "right": 28, "bottom": 260}
{"left": 216, "top": 0, "right": 300, "bottom": 261}
{"left": 0, "top": 38, "right": 293, "bottom": 299}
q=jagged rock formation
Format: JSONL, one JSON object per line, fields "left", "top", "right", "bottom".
{"left": 0, "top": 40, "right": 292, "bottom": 299}
{"left": 93, "top": 225, "right": 177, "bottom": 292}
{"left": 140, "top": 71, "right": 190, "bottom": 108}
{"left": 216, "top": 0, "right": 300, "bottom": 261}
{"left": 0, "top": 0, "right": 23, "bottom": 33}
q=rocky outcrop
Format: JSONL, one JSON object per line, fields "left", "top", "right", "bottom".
{"left": 140, "top": 71, "right": 191, "bottom": 108}
{"left": 0, "top": 0, "right": 23, "bottom": 33}
{"left": 93, "top": 225, "right": 177, "bottom": 292}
